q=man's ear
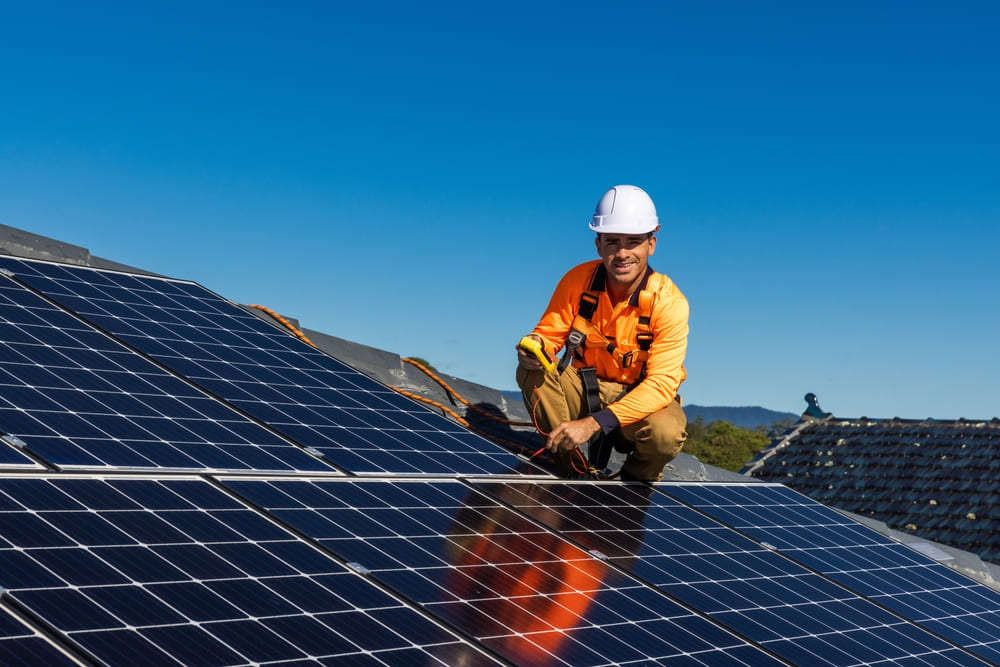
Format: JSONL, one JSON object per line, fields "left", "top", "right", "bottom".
{"left": 648, "top": 226, "right": 661, "bottom": 255}
{"left": 594, "top": 234, "right": 602, "bottom": 256}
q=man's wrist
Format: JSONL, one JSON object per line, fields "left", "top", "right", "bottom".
{"left": 592, "top": 408, "right": 620, "bottom": 434}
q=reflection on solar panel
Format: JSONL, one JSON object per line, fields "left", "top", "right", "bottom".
{"left": 662, "top": 483, "right": 1000, "bottom": 664}
{"left": 223, "top": 477, "right": 783, "bottom": 666}
{"left": 0, "top": 257, "right": 538, "bottom": 477}
{"left": 0, "top": 274, "right": 331, "bottom": 473}
{"left": 474, "top": 480, "right": 987, "bottom": 666}
{"left": 0, "top": 475, "right": 498, "bottom": 665}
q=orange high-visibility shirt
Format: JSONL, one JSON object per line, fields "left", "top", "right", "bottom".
{"left": 531, "top": 260, "right": 688, "bottom": 427}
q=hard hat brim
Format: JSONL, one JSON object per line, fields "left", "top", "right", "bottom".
{"left": 588, "top": 219, "right": 659, "bottom": 234}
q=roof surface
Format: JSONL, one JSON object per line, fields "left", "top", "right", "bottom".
{"left": 2, "top": 225, "right": 1000, "bottom": 665}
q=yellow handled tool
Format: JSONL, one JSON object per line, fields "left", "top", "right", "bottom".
{"left": 518, "top": 336, "right": 556, "bottom": 373}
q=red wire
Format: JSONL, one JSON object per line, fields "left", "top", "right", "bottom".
{"left": 525, "top": 372, "right": 589, "bottom": 473}
{"left": 528, "top": 374, "right": 550, "bottom": 460}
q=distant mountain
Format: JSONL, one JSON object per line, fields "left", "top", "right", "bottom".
{"left": 685, "top": 405, "right": 798, "bottom": 431}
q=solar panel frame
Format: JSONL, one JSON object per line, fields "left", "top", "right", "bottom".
{"left": 0, "top": 257, "right": 544, "bottom": 478}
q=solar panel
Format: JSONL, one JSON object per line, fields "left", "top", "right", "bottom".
{"left": 472, "top": 480, "right": 987, "bottom": 666}
{"left": 0, "top": 474, "right": 500, "bottom": 665}
{"left": 661, "top": 482, "right": 1000, "bottom": 664}
{"left": 0, "top": 257, "right": 540, "bottom": 477}
{"left": 222, "top": 476, "right": 786, "bottom": 666}
{"left": 0, "top": 273, "right": 332, "bottom": 474}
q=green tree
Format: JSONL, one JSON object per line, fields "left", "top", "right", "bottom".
{"left": 686, "top": 416, "right": 709, "bottom": 443}
{"left": 683, "top": 419, "right": 771, "bottom": 472}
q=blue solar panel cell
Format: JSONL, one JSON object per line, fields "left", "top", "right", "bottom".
{"left": 17, "top": 588, "right": 124, "bottom": 631}
{"left": 0, "top": 257, "right": 539, "bottom": 476}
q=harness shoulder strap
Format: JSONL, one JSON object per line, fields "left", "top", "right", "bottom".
{"left": 557, "top": 290, "right": 600, "bottom": 372}
{"left": 632, "top": 272, "right": 666, "bottom": 380}
{"left": 635, "top": 272, "right": 665, "bottom": 347}
{"left": 557, "top": 266, "right": 605, "bottom": 373}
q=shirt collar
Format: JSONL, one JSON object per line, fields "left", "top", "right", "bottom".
{"left": 590, "top": 263, "right": 655, "bottom": 306}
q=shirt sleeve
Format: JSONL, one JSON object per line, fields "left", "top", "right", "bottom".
{"left": 529, "top": 263, "right": 594, "bottom": 360}
{"left": 592, "top": 408, "right": 621, "bottom": 433}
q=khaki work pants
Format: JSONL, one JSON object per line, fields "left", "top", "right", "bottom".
{"left": 516, "top": 365, "right": 687, "bottom": 481}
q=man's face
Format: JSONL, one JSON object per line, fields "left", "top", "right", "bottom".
{"left": 595, "top": 231, "right": 657, "bottom": 291}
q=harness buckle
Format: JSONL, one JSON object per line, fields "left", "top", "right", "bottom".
{"left": 558, "top": 329, "right": 586, "bottom": 373}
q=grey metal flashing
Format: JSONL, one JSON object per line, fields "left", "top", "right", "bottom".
{"left": 663, "top": 452, "right": 765, "bottom": 483}
{"left": 0, "top": 223, "right": 92, "bottom": 264}
{"left": 0, "top": 222, "right": 160, "bottom": 276}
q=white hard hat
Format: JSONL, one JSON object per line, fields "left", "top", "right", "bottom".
{"left": 589, "top": 185, "right": 659, "bottom": 234}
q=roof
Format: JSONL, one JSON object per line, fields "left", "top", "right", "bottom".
{"left": 746, "top": 398, "right": 1000, "bottom": 569}
{"left": 3, "top": 224, "right": 1000, "bottom": 664}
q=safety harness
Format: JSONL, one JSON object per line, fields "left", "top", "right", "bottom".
{"left": 557, "top": 265, "right": 664, "bottom": 472}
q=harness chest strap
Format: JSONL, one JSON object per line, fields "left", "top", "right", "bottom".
{"left": 557, "top": 272, "right": 664, "bottom": 373}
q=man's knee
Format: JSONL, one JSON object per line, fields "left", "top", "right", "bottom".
{"left": 637, "top": 422, "right": 686, "bottom": 461}
{"left": 516, "top": 366, "right": 542, "bottom": 393}
{"left": 625, "top": 402, "right": 687, "bottom": 461}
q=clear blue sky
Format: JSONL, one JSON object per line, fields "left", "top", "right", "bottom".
{"left": 2, "top": 2, "right": 998, "bottom": 419}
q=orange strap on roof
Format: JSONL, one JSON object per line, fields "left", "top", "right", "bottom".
{"left": 247, "top": 304, "right": 318, "bottom": 348}
{"left": 401, "top": 358, "right": 533, "bottom": 427}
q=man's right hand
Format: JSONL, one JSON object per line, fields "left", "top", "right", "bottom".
{"left": 515, "top": 335, "right": 545, "bottom": 371}
{"left": 547, "top": 416, "right": 601, "bottom": 453}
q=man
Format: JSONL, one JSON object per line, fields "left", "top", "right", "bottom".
{"left": 516, "top": 185, "right": 689, "bottom": 481}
